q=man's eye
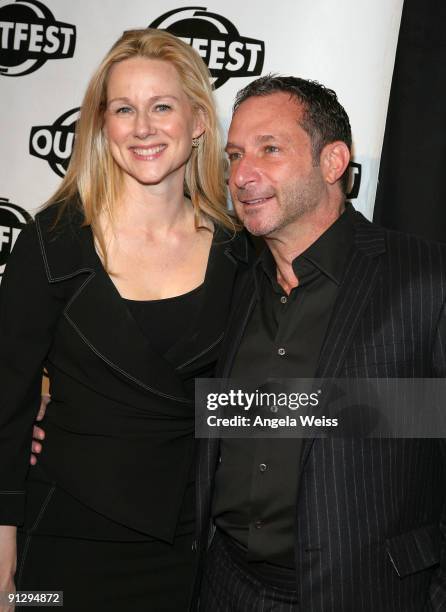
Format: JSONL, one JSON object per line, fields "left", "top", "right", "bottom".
{"left": 265, "top": 145, "right": 279, "bottom": 153}
{"left": 227, "top": 152, "right": 241, "bottom": 162}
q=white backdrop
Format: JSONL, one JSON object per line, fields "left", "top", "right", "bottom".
{"left": 0, "top": 0, "right": 404, "bottom": 280}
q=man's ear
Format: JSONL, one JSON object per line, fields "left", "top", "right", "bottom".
{"left": 320, "top": 141, "right": 350, "bottom": 185}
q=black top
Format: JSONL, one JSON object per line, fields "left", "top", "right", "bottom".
{"left": 124, "top": 287, "right": 205, "bottom": 537}
{"left": 213, "top": 206, "right": 355, "bottom": 567}
{"left": 124, "top": 284, "right": 204, "bottom": 358}
{"left": 0, "top": 201, "right": 252, "bottom": 541}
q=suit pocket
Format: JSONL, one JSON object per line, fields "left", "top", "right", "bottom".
{"left": 386, "top": 523, "right": 441, "bottom": 577}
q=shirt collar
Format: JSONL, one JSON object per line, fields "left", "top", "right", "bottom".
{"left": 255, "top": 202, "right": 355, "bottom": 292}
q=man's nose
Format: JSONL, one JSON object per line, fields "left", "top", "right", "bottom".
{"left": 231, "top": 156, "right": 260, "bottom": 189}
{"left": 134, "top": 111, "right": 156, "bottom": 139}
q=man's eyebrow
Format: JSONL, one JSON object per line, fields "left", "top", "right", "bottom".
{"left": 225, "top": 135, "right": 277, "bottom": 152}
{"left": 225, "top": 141, "right": 240, "bottom": 151}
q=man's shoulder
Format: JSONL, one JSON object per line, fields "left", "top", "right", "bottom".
{"left": 353, "top": 209, "right": 446, "bottom": 272}
{"left": 381, "top": 224, "right": 446, "bottom": 271}
{"left": 214, "top": 224, "right": 258, "bottom": 267}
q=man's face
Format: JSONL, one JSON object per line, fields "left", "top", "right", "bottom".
{"left": 226, "top": 92, "right": 325, "bottom": 237}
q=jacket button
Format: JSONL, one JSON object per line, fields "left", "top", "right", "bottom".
{"left": 191, "top": 539, "right": 198, "bottom": 552}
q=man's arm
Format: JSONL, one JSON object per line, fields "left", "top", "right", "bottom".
{"left": 427, "top": 299, "right": 446, "bottom": 610}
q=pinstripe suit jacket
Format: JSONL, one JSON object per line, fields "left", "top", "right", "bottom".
{"left": 194, "top": 208, "right": 446, "bottom": 612}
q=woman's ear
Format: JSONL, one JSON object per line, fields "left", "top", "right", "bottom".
{"left": 192, "top": 108, "right": 206, "bottom": 140}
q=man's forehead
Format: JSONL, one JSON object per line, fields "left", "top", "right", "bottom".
{"left": 227, "top": 108, "right": 302, "bottom": 149}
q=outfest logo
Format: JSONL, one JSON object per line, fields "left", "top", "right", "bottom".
{"left": 29, "top": 107, "right": 80, "bottom": 177}
{"left": 0, "top": 0, "right": 76, "bottom": 77}
{"left": 0, "top": 198, "right": 31, "bottom": 278}
{"left": 347, "top": 162, "right": 361, "bottom": 200}
{"left": 150, "top": 7, "right": 265, "bottom": 89}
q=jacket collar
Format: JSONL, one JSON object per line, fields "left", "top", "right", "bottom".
{"left": 36, "top": 204, "right": 250, "bottom": 282}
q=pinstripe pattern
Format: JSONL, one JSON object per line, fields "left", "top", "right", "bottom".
{"left": 194, "top": 211, "right": 446, "bottom": 612}
{"left": 200, "top": 530, "right": 298, "bottom": 612}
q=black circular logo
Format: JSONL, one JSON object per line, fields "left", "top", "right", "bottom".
{"left": 150, "top": 7, "right": 265, "bottom": 89}
{"left": 0, "top": 198, "right": 31, "bottom": 277}
{"left": 0, "top": 0, "right": 76, "bottom": 77}
{"left": 29, "top": 107, "right": 80, "bottom": 177}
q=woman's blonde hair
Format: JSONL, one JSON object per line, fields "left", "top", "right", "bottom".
{"left": 46, "top": 28, "right": 236, "bottom": 256}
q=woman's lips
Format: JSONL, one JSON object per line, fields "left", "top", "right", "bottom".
{"left": 130, "top": 144, "right": 167, "bottom": 160}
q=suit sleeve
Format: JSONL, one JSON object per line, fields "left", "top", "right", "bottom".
{"left": 0, "top": 222, "right": 64, "bottom": 525}
{"left": 427, "top": 299, "right": 446, "bottom": 610}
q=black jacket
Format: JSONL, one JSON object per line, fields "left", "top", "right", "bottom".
{"left": 0, "top": 202, "right": 252, "bottom": 542}
{"left": 195, "top": 208, "right": 446, "bottom": 611}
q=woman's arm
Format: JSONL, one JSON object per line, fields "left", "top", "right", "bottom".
{"left": 0, "top": 525, "right": 16, "bottom": 611}
{"left": 0, "top": 222, "right": 63, "bottom": 526}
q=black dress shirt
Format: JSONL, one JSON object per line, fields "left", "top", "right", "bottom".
{"left": 213, "top": 205, "right": 355, "bottom": 568}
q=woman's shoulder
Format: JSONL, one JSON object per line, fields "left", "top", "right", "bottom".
{"left": 33, "top": 199, "right": 92, "bottom": 282}
{"left": 213, "top": 223, "right": 258, "bottom": 265}
{"left": 35, "top": 198, "right": 85, "bottom": 237}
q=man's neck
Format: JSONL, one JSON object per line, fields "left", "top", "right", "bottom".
{"left": 265, "top": 199, "right": 346, "bottom": 295}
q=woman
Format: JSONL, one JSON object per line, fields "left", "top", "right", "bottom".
{"left": 0, "top": 29, "right": 250, "bottom": 611}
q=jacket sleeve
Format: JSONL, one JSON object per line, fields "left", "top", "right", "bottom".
{"left": 0, "top": 221, "right": 64, "bottom": 525}
{"left": 427, "top": 298, "right": 446, "bottom": 610}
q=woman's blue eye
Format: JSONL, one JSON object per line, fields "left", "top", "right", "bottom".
{"left": 155, "top": 104, "right": 171, "bottom": 112}
{"left": 116, "top": 106, "right": 132, "bottom": 114}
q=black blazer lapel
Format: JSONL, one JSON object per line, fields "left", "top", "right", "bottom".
{"left": 36, "top": 207, "right": 190, "bottom": 403}
{"left": 196, "top": 239, "right": 256, "bottom": 540}
{"left": 300, "top": 213, "right": 386, "bottom": 468}
{"left": 64, "top": 263, "right": 190, "bottom": 403}
{"left": 168, "top": 227, "right": 249, "bottom": 373}
{"left": 217, "top": 269, "right": 257, "bottom": 378}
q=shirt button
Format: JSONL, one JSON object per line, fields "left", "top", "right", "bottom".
{"left": 254, "top": 519, "right": 264, "bottom": 529}
{"left": 278, "top": 347, "right": 286, "bottom": 356}
{"left": 259, "top": 463, "right": 267, "bottom": 472}
{"left": 280, "top": 296, "right": 287, "bottom": 304}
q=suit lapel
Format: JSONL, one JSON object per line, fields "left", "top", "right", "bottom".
{"left": 300, "top": 213, "right": 386, "bottom": 467}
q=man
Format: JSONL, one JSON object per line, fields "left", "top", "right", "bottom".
{"left": 194, "top": 76, "right": 446, "bottom": 611}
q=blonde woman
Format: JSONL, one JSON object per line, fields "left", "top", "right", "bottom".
{"left": 0, "top": 29, "right": 250, "bottom": 610}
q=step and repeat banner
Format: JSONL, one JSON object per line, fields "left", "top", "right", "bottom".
{"left": 0, "top": 0, "right": 404, "bottom": 282}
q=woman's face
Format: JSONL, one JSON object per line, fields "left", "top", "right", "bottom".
{"left": 103, "top": 57, "right": 204, "bottom": 192}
